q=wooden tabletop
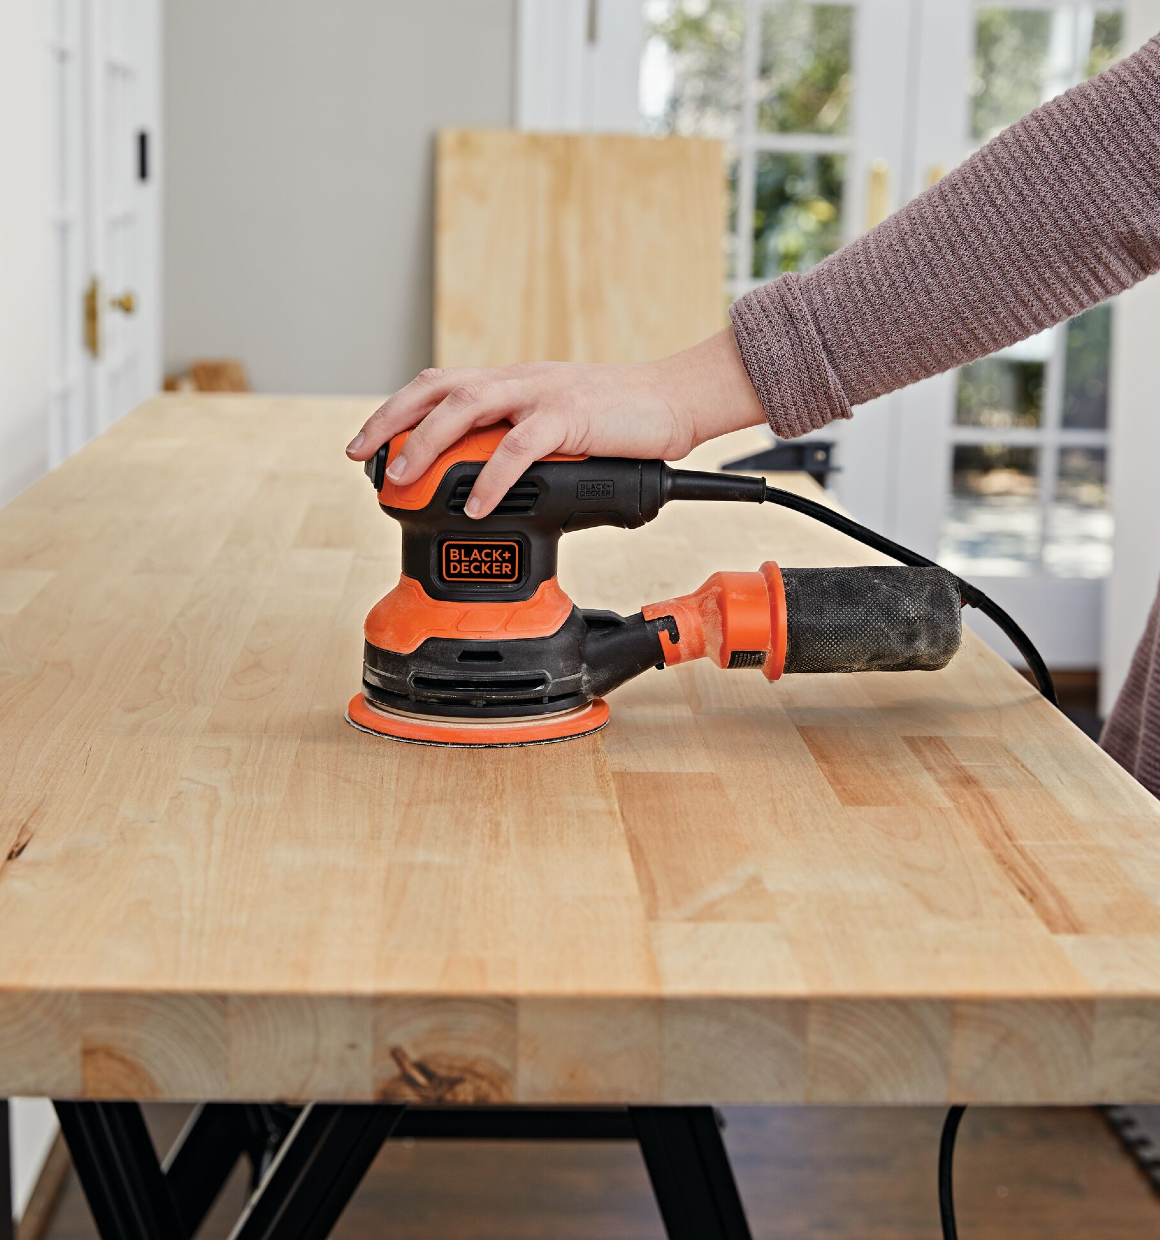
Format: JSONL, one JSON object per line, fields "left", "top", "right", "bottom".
{"left": 1, "top": 395, "right": 1158, "bottom": 1106}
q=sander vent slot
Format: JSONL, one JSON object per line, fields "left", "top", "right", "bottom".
{"left": 448, "top": 477, "right": 540, "bottom": 516}
{"left": 457, "top": 649, "right": 504, "bottom": 663}
{"left": 411, "top": 673, "right": 550, "bottom": 699}
{"left": 727, "top": 649, "right": 766, "bottom": 669}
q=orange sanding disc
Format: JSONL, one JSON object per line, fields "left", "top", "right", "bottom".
{"left": 346, "top": 694, "right": 610, "bottom": 748}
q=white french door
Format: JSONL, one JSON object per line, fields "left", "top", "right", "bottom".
{"left": 48, "top": 0, "right": 161, "bottom": 467}
{"left": 527, "top": 0, "right": 1124, "bottom": 668}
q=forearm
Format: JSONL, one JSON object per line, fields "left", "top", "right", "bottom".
{"left": 731, "top": 31, "right": 1160, "bottom": 437}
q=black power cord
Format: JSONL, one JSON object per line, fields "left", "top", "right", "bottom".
{"left": 939, "top": 1106, "right": 967, "bottom": 1239}
{"left": 662, "top": 468, "right": 1058, "bottom": 705}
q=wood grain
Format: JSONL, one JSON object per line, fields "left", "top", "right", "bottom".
{"left": 434, "top": 130, "right": 726, "bottom": 366}
{"left": 1, "top": 394, "right": 1159, "bottom": 1104}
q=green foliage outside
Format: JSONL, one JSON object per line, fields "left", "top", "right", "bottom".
{"left": 972, "top": 7, "right": 1124, "bottom": 141}
{"left": 646, "top": 1, "right": 852, "bottom": 274}
{"left": 956, "top": 356, "right": 1045, "bottom": 429}
{"left": 645, "top": 0, "right": 745, "bottom": 138}
{"left": 1086, "top": 12, "right": 1124, "bottom": 78}
{"left": 971, "top": 8, "right": 1054, "bottom": 141}
{"left": 752, "top": 153, "right": 844, "bottom": 277}
{"left": 757, "top": 3, "right": 853, "bottom": 135}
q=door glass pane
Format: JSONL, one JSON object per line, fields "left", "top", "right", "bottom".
{"left": 971, "top": 9, "right": 1065, "bottom": 141}
{"left": 1045, "top": 447, "right": 1112, "bottom": 577}
{"left": 955, "top": 334, "right": 1049, "bottom": 429}
{"left": 752, "top": 152, "right": 844, "bottom": 277}
{"left": 756, "top": 3, "right": 854, "bottom": 135}
{"left": 641, "top": 0, "right": 745, "bottom": 139}
{"left": 1061, "top": 305, "right": 1111, "bottom": 429}
{"left": 941, "top": 445, "right": 1041, "bottom": 576}
{"left": 1084, "top": 11, "right": 1124, "bottom": 78}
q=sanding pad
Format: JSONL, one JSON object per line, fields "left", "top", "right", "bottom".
{"left": 346, "top": 694, "right": 610, "bottom": 748}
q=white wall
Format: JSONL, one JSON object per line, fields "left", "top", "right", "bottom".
{"left": 0, "top": 0, "right": 50, "bottom": 506}
{"left": 163, "top": 0, "right": 518, "bottom": 394}
{"left": 1101, "top": 0, "right": 1160, "bottom": 716}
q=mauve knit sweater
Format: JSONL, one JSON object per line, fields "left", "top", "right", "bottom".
{"left": 729, "top": 32, "right": 1160, "bottom": 799}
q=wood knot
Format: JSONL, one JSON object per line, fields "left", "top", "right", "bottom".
{"left": 379, "top": 1045, "right": 508, "bottom": 1105}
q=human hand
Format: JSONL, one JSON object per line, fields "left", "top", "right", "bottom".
{"left": 344, "top": 329, "right": 764, "bottom": 517}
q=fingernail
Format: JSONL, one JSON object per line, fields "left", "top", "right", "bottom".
{"left": 465, "top": 497, "right": 481, "bottom": 518}
{"left": 386, "top": 453, "right": 407, "bottom": 481}
{"left": 345, "top": 432, "right": 364, "bottom": 454}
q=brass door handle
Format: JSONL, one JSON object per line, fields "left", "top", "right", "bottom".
{"left": 865, "top": 158, "right": 890, "bottom": 231}
{"left": 85, "top": 277, "right": 100, "bottom": 359}
{"left": 85, "top": 279, "right": 137, "bottom": 358}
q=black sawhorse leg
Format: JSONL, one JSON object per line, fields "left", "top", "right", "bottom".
{"left": 55, "top": 1103, "right": 187, "bottom": 1240}
{"left": 630, "top": 1107, "right": 752, "bottom": 1240}
{"left": 53, "top": 1102, "right": 751, "bottom": 1240}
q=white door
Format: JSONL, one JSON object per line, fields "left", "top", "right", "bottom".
{"left": 48, "top": 0, "right": 161, "bottom": 467}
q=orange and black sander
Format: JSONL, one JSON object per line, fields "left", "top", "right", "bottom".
{"left": 341, "top": 427, "right": 1059, "bottom": 1240}
{"left": 347, "top": 426, "right": 1054, "bottom": 747}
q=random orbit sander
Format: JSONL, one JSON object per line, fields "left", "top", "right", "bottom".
{"left": 342, "top": 425, "right": 1036, "bottom": 748}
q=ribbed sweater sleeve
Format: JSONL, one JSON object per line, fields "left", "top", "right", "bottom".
{"left": 1102, "top": 592, "right": 1160, "bottom": 797}
{"left": 730, "top": 32, "right": 1160, "bottom": 437}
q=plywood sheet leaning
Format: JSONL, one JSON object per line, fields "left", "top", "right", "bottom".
{"left": 434, "top": 129, "right": 726, "bottom": 367}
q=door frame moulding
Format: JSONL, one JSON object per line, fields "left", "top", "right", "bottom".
{"left": 516, "top": 0, "right": 644, "bottom": 132}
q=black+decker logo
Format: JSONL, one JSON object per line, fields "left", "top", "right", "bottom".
{"left": 440, "top": 539, "right": 521, "bottom": 582}
{"left": 577, "top": 479, "right": 614, "bottom": 501}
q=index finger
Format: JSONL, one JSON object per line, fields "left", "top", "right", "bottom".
{"left": 345, "top": 367, "right": 489, "bottom": 460}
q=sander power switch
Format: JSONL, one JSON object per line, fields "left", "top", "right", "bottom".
{"left": 365, "top": 442, "right": 388, "bottom": 492}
